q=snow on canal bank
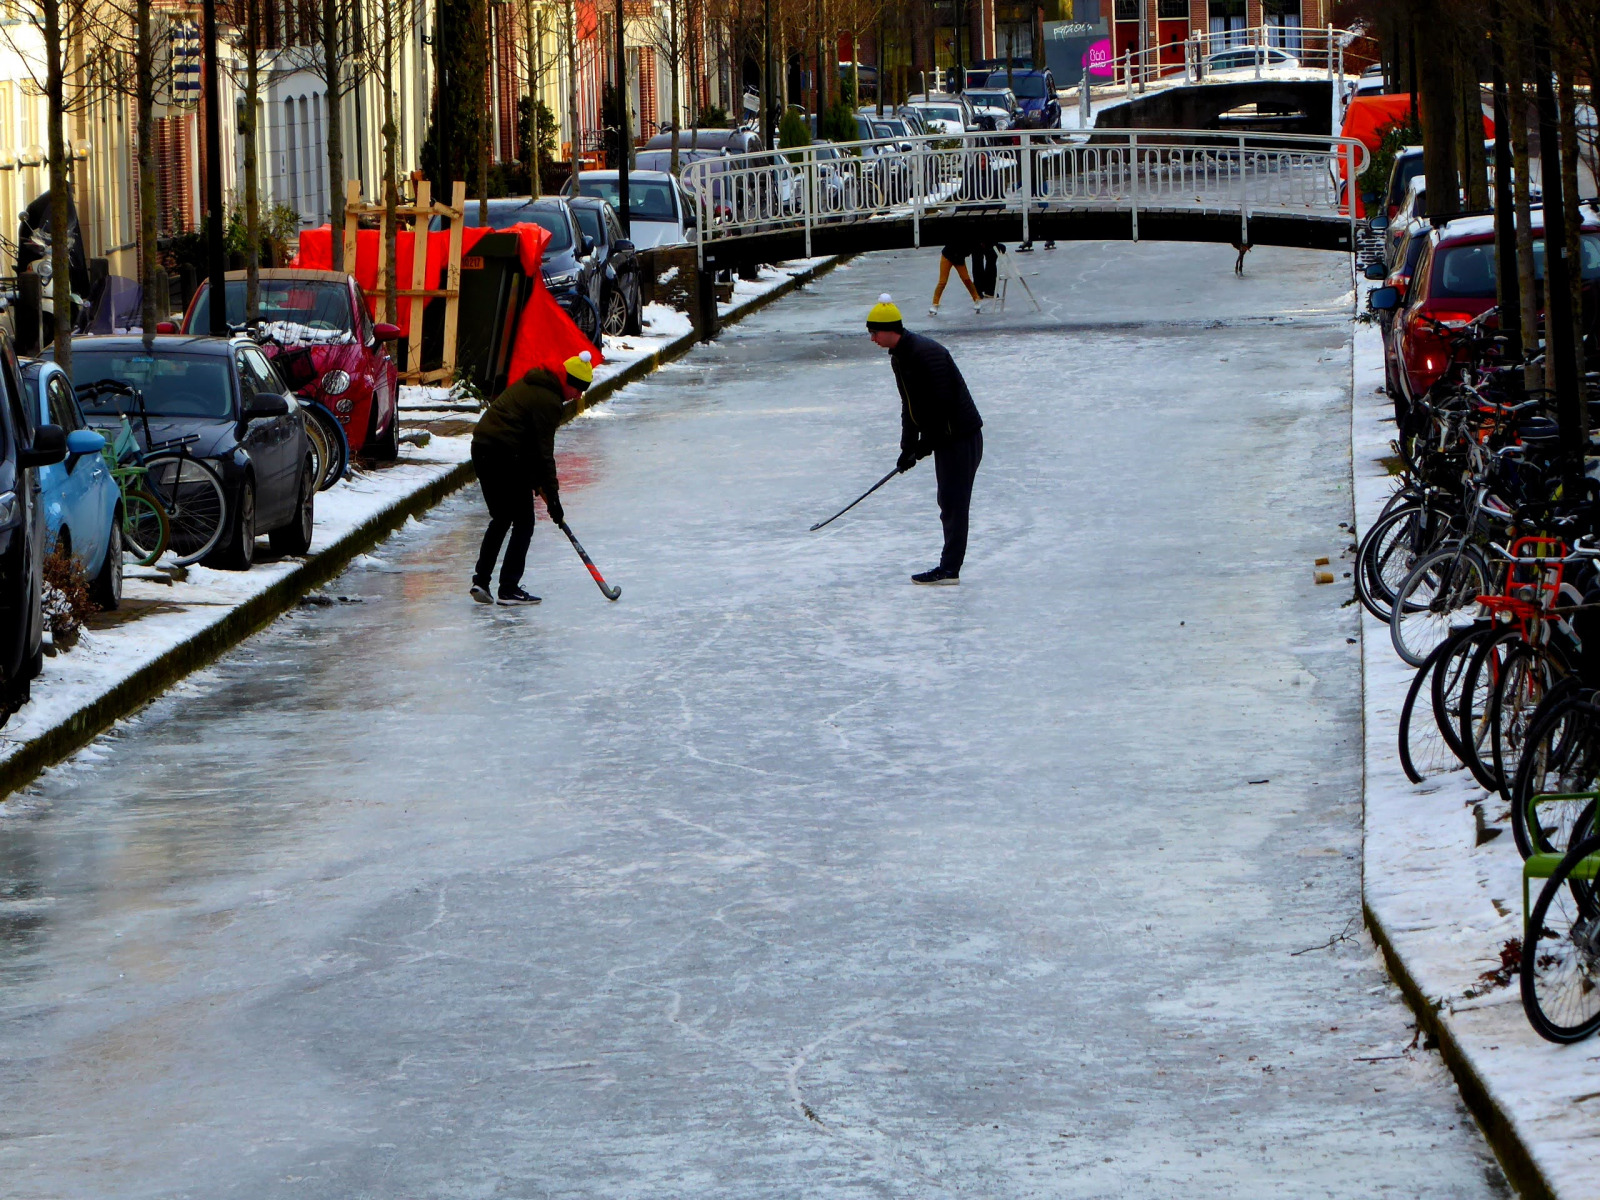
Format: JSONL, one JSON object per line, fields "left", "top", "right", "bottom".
{"left": 1354, "top": 295, "right": 1600, "bottom": 1198}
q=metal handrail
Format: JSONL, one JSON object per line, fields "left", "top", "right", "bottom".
{"left": 1087, "top": 23, "right": 1371, "bottom": 100}
{"left": 683, "top": 128, "right": 1370, "bottom": 266}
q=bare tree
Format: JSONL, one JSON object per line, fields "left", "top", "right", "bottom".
{"left": 641, "top": 0, "right": 685, "bottom": 169}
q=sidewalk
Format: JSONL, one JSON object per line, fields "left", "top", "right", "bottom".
{"left": 1354, "top": 296, "right": 1597, "bottom": 1200}
{"left": 0, "top": 254, "right": 844, "bottom": 801}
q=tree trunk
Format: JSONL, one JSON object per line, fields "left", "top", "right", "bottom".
{"left": 669, "top": 0, "right": 681, "bottom": 173}
{"left": 567, "top": 0, "right": 580, "bottom": 187}
{"left": 524, "top": 0, "right": 541, "bottom": 197}
{"left": 323, "top": 0, "right": 345, "bottom": 270}
{"left": 1415, "top": 0, "right": 1460, "bottom": 216}
{"left": 136, "top": 0, "right": 158, "bottom": 341}
{"left": 1505, "top": 12, "right": 1541, "bottom": 392}
{"left": 1460, "top": 46, "right": 1488, "bottom": 210}
{"left": 244, "top": 0, "right": 261, "bottom": 324}
{"left": 382, "top": 0, "right": 399, "bottom": 322}
{"left": 44, "top": 0, "right": 71, "bottom": 373}
{"left": 1558, "top": 61, "right": 1586, "bottom": 381}
{"left": 479, "top": 2, "right": 491, "bottom": 224}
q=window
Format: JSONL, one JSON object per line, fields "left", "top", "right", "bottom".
{"left": 192, "top": 279, "right": 353, "bottom": 332}
{"left": 45, "top": 375, "right": 80, "bottom": 431}
{"left": 239, "top": 347, "right": 285, "bottom": 397}
{"left": 73, "top": 352, "right": 234, "bottom": 419}
{"left": 1158, "top": 0, "right": 1187, "bottom": 16}
{"left": 1114, "top": 0, "right": 1136, "bottom": 18}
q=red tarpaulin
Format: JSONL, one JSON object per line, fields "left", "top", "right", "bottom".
{"left": 1337, "top": 95, "right": 1496, "bottom": 217}
{"left": 293, "top": 223, "right": 601, "bottom": 385}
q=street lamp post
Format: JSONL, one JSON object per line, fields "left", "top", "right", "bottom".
{"left": 202, "top": 0, "right": 226, "bottom": 334}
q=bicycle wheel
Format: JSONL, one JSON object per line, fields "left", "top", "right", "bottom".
{"left": 1356, "top": 502, "right": 1450, "bottom": 622}
{"left": 1521, "top": 831, "right": 1600, "bottom": 1043}
{"left": 121, "top": 486, "right": 169, "bottom": 566}
{"left": 306, "top": 405, "right": 349, "bottom": 492}
{"left": 302, "top": 409, "right": 328, "bottom": 492}
{"left": 1492, "top": 649, "right": 1571, "bottom": 806}
{"left": 1399, "top": 635, "right": 1467, "bottom": 783}
{"left": 1389, "top": 544, "right": 1490, "bottom": 668}
{"left": 1511, "top": 694, "right": 1600, "bottom": 858}
{"left": 1431, "top": 623, "right": 1494, "bottom": 764}
{"left": 143, "top": 454, "right": 228, "bottom": 566}
{"left": 1456, "top": 626, "right": 1527, "bottom": 791}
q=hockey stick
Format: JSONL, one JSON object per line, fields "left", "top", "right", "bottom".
{"left": 557, "top": 521, "right": 621, "bottom": 600}
{"left": 810, "top": 467, "right": 900, "bottom": 531}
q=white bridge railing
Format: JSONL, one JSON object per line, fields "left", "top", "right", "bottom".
{"left": 682, "top": 129, "right": 1370, "bottom": 264}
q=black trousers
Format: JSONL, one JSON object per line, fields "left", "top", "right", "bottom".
{"left": 972, "top": 246, "right": 998, "bottom": 297}
{"left": 934, "top": 430, "right": 983, "bottom": 574}
{"left": 472, "top": 442, "right": 536, "bottom": 593}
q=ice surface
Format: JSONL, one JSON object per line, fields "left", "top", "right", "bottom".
{"left": 0, "top": 244, "right": 1508, "bottom": 1198}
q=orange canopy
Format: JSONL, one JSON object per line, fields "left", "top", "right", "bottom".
{"left": 1336, "top": 95, "right": 1494, "bottom": 217}
{"left": 293, "top": 223, "right": 602, "bottom": 386}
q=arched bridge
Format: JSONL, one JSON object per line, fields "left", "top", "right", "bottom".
{"left": 680, "top": 129, "right": 1368, "bottom": 275}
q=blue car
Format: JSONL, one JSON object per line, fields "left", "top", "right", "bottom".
{"left": 22, "top": 360, "right": 122, "bottom": 609}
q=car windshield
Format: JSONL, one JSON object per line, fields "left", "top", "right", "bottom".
{"left": 190, "top": 279, "right": 350, "bottom": 332}
{"left": 920, "top": 106, "right": 963, "bottom": 124}
{"left": 1436, "top": 234, "right": 1600, "bottom": 297}
{"left": 991, "top": 72, "right": 1047, "bottom": 98}
{"left": 73, "top": 351, "right": 233, "bottom": 419}
{"left": 462, "top": 203, "right": 573, "bottom": 248}
{"left": 575, "top": 178, "right": 678, "bottom": 221}
{"left": 967, "top": 91, "right": 1010, "bottom": 107}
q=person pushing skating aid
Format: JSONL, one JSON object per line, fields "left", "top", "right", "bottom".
{"left": 468, "top": 350, "right": 593, "bottom": 605}
{"left": 866, "top": 294, "right": 984, "bottom": 585}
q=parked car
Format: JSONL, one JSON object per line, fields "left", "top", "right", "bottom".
{"left": 906, "top": 93, "right": 974, "bottom": 135}
{"left": 568, "top": 196, "right": 643, "bottom": 337}
{"left": 0, "top": 331, "right": 66, "bottom": 722}
{"left": 1385, "top": 175, "right": 1428, "bottom": 265}
{"left": 179, "top": 270, "right": 402, "bottom": 459}
{"left": 1372, "top": 209, "right": 1600, "bottom": 405}
{"left": 838, "top": 61, "right": 878, "bottom": 101}
{"left": 22, "top": 359, "right": 119, "bottom": 609}
{"left": 643, "top": 128, "right": 763, "bottom": 155}
{"left": 963, "top": 87, "right": 1021, "bottom": 132}
{"left": 1380, "top": 146, "right": 1425, "bottom": 222}
{"left": 565, "top": 169, "right": 696, "bottom": 249}
{"left": 69, "top": 336, "right": 316, "bottom": 569}
{"left": 436, "top": 197, "right": 604, "bottom": 344}
{"left": 1202, "top": 46, "right": 1300, "bottom": 74}
{"left": 982, "top": 69, "right": 1059, "bottom": 129}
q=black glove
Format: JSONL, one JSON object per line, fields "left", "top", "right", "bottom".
{"left": 545, "top": 495, "right": 565, "bottom": 524}
{"left": 896, "top": 450, "right": 917, "bottom": 474}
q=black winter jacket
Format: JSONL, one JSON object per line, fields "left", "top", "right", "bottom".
{"left": 890, "top": 331, "right": 983, "bottom": 461}
{"left": 471, "top": 368, "right": 565, "bottom": 503}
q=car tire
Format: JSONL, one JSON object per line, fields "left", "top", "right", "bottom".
{"left": 623, "top": 274, "right": 644, "bottom": 336}
{"left": 369, "top": 403, "right": 400, "bottom": 461}
{"left": 269, "top": 457, "right": 316, "bottom": 556}
{"left": 602, "top": 287, "right": 630, "bottom": 337}
{"left": 89, "top": 518, "right": 122, "bottom": 611}
{"left": 209, "top": 476, "right": 256, "bottom": 571}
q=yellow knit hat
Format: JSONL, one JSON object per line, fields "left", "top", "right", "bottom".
{"left": 564, "top": 350, "right": 594, "bottom": 389}
{"left": 866, "top": 293, "right": 904, "bottom": 332}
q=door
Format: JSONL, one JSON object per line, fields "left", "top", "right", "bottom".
{"left": 235, "top": 346, "right": 296, "bottom": 526}
{"left": 43, "top": 370, "right": 108, "bottom": 574}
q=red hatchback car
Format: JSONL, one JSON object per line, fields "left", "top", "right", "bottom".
{"left": 1379, "top": 209, "right": 1600, "bottom": 405}
{"left": 179, "top": 269, "right": 402, "bottom": 458}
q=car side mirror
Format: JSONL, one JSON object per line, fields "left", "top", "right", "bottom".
{"left": 243, "top": 393, "right": 290, "bottom": 420}
{"left": 156, "top": 321, "right": 178, "bottom": 334}
{"left": 65, "top": 428, "right": 106, "bottom": 456}
{"left": 1364, "top": 262, "right": 1388, "bottom": 280}
{"left": 581, "top": 236, "right": 596, "bottom": 257}
{"left": 19, "top": 423, "right": 66, "bottom": 469}
{"left": 1368, "top": 215, "right": 1389, "bottom": 232}
{"left": 614, "top": 239, "right": 635, "bottom": 254}
{"left": 1369, "top": 286, "right": 1401, "bottom": 311}
{"left": 372, "top": 322, "right": 402, "bottom": 342}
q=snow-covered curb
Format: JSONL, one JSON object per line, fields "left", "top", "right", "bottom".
{"left": 1354, "top": 294, "right": 1594, "bottom": 1199}
{"left": 0, "top": 254, "right": 846, "bottom": 803}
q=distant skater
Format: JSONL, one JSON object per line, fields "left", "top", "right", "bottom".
{"left": 469, "top": 351, "right": 594, "bottom": 606}
{"left": 866, "top": 294, "right": 984, "bottom": 585}
{"left": 930, "top": 243, "right": 983, "bottom": 316}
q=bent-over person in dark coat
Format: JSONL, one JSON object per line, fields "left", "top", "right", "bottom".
{"left": 469, "top": 351, "right": 593, "bottom": 605}
{"left": 864, "top": 294, "right": 984, "bottom": 585}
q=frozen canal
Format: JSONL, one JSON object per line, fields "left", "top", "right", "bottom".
{"left": 0, "top": 244, "right": 1508, "bottom": 1197}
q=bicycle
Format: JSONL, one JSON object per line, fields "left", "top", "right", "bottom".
{"left": 75, "top": 379, "right": 230, "bottom": 567}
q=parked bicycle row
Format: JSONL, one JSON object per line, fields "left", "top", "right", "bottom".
{"left": 1359, "top": 196, "right": 1600, "bottom": 1043}
{"left": 0, "top": 265, "right": 407, "bottom": 727}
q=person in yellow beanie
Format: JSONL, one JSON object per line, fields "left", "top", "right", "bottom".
{"left": 866, "top": 295, "right": 983, "bottom": 585}
{"left": 468, "top": 351, "right": 593, "bottom": 605}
